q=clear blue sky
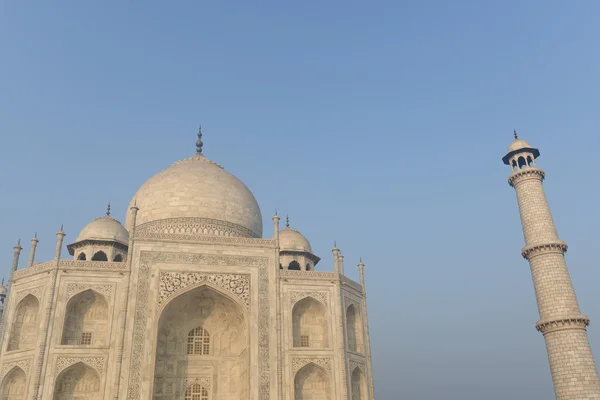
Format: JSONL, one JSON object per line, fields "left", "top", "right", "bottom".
{"left": 1, "top": 1, "right": 599, "bottom": 399}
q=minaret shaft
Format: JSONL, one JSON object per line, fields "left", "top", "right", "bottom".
{"left": 510, "top": 167, "right": 600, "bottom": 399}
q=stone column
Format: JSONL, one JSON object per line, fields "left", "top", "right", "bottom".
{"left": 332, "top": 243, "right": 340, "bottom": 274}
{"left": 358, "top": 259, "right": 375, "bottom": 399}
{"left": 506, "top": 139, "right": 600, "bottom": 399}
{"left": 113, "top": 203, "right": 139, "bottom": 399}
{"left": 32, "top": 227, "right": 64, "bottom": 399}
{"left": 28, "top": 234, "right": 39, "bottom": 267}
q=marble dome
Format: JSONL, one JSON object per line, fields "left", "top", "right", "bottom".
{"left": 126, "top": 154, "right": 263, "bottom": 238}
{"left": 76, "top": 216, "right": 129, "bottom": 245}
{"left": 508, "top": 138, "right": 533, "bottom": 153}
{"left": 279, "top": 227, "right": 312, "bottom": 252}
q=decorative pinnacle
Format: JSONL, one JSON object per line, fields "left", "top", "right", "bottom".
{"left": 106, "top": 202, "right": 111, "bottom": 217}
{"left": 60, "top": 224, "right": 64, "bottom": 232}
{"left": 17, "top": 239, "right": 20, "bottom": 246}
{"left": 34, "top": 232, "right": 37, "bottom": 239}
{"left": 196, "top": 125, "right": 203, "bottom": 154}
{"left": 334, "top": 240, "right": 337, "bottom": 248}
{"left": 286, "top": 215, "right": 290, "bottom": 228}
{"left": 514, "top": 129, "right": 518, "bottom": 139}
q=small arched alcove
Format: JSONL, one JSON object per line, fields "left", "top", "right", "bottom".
{"left": 346, "top": 304, "right": 364, "bottom": 353}
{"left": 1, "top": 366, "right": 27, "bottom": 399}
{"left": 53, "top": 362, "right": 101, "bottom": 399}
{"left": 8, "top": 294, "right": 39, "bottom": 351}
{"left": 288, "top": 261, "right": 301, "bottom": 271}
{"left": 294, "top": 363, "right": 331, "bottom": 400}
{"left": 153, "top": 284, "right": 249, "bottom": 399}
{"left": 292, "top": 297, "right": 329, "bottom": 349}
{"left": 61, "top": 289, "right": 109, "bottom": 346}
{"left": 113, "top": 254, "right": 123, "bottom": 262}
{"left": 91, "top": 251, "right": 108, "bottom": 261}
{"left": 518, "top": 156, "right": 527, "bottom": 169}
{"left": 351, "top": 367, "right": 368, "bottom": 400}
{"left": 77, "top": 252, "right": 87, "bottom": 261}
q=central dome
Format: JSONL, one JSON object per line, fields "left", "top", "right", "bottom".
{"left": 126, "top": 154, "right": 263, "bottom": 238}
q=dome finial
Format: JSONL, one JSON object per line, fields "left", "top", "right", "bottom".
{"left": 196, "top": 125, "right": 204, "bottom": 154}
{"left": 286, "top": 215, "right": 290, "bottom": 228}
{"left": 514, "top": 129, "right": 518, "bottom": 140}
{"left": 106, "top": 202, "right": 111, "bottom": 217}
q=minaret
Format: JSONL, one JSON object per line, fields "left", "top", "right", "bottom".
{"left": 28, "top": 233, "right": 39, "bottom": 267}
{"left": 503, "top": 132, "right": 600, "bottom": 399}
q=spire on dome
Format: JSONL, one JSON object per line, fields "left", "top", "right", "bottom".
{"left": 196, "top": 125, "right": 204, "bottom": 154}
{"left": 286, "top": 215, "right": 290, "bottom": 228}
{"left": 514, "top": 129, "right": 518, "bottom": 139}
{"left": 106, "top": 202, "right": 111, "bottom": 217}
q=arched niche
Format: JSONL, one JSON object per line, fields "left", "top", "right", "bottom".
{"left": 292, "top": 297, "right": 329, "bottom": 349}
{"left": 350, "top": 367, "right": 368, "bottom": 400}
{"left": 153, "top": 284, "right": 248, "bottom": 399}
{"left": 77, "top": 252, "right": 87, "bottom": 261}
{"left": 1, "top": 367, "right": 27, "bottom": 399}
{"left": 294, "top": 363, "right": 331, "bottom": 400}
{"left": 288, "top": 261, "right": 301, "bottom": 270}
{"left": 346, "top": 304, "right": 364, "bottom": 353}
{"left": 61, "top": 289, "right": 109, "bottom": 346}
{"left": 113, "top": 254, "right": 123, "bottom": 262}
{"left": 8, "top": 294, "right": 40, "bottom": 351}
{"left": 91, "top": 251, "right": 108, "bottom": 261}
{"left": 53, "top": 362, "right": 101, "bottom": 399}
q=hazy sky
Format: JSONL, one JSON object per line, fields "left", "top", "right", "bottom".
{"left": 1, "top": 1, "right": 599, "bottom": 399}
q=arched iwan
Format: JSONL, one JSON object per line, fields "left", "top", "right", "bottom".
{"left": 153, "top": 284, "right": 249, "bottom": 399}
{"left": 294, "top": 363, "right": 331, "bottom": 400}
{"left": 346, "top": 304, "right": 364, "bottom": 353}
{"left": 8, "top": 293, "right": 40, "bottom": 351}
{"left": 351, "top": 366, "right": 369, "bottom": 400}
{"left": 1, "top": 366, "right": 27, "bottom": 399}
{"left": 61, "top": 289, "right": 109, "bottom": 346}
{"left": 292, "top": 297, "right": 329, "bottom": 348}
{"left": 53, "top": 362, "right": 101, "bottom": 399}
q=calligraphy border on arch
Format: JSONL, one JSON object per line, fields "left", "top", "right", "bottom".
{"left": 127, "top": 251, "right": 270, "bottom": 400}
{"left": 0, "top": 358, "right": 31, "bottom": 380}
{"left": 158, "top": 271, "right": 250, "bottom": 311}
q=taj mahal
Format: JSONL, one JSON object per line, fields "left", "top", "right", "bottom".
{"left": 0, "top": 128, "right": 599, "bottom": 400}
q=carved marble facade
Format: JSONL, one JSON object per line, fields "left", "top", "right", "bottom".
{"left": 0, "top": 140, "right": 374, "bottom": 399}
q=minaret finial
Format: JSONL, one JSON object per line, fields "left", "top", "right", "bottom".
{"left": 514, "top": 129, "right": 518, "bottom": 139}
{"left": 106, "top": 202, "right": 111, "bottom": 216}
{"left": 17, "top": 239, "right": 20, "bottom": 246}
{"left": 286, "top": 215, "right": 290, "bottom": 228}
{"left": 60, "top": 224, "right": 64, "bottom": 232}
{"left": 196, "top": 125, "right": 203, "bottom": 154}
{"left": 34, "top": 232, "right": 37, "bottom": 239}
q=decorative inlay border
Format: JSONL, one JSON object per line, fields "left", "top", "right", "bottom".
{"left": 184, "top": 376, "right": 212, "bottom": 390}
{"left": 0, "top": 358, "right": 31, "bottom": 379}
{"left": 344, "top": 297, "right": 361, "bottom": 312}
{"left": 292, "top": 358, "right": 332, "bottom": 374}
{"left": 60, "top": 260, "right": 129, "bottom": 270}
{"left": 15, "top": 286, "right": 44, "bottom": 304}
{"left": 522, "top": 241, "right": 568, "bottom": 260}
{"left": 127, "top": 251, "right": 270, "bottom": 400}
{"left": 158, "top": 271, "right": 250, "bottom": 309}
{"left": 536, "top": 316, "right": 590, "bottom": 335}
{"left": 55, "top": 356, "right": 106, "bottom": 377}
{"left": 279, "top": 270, "right": 337, "bottom": 278}
{"left": 349, "top": 360, "right": 366, "bottom": 374}
{"left": 13, "top": 261, "right": 54, "bottom": 279}
{"left": 289, "top": 291, "right": 329, "bottom": 307}
{"left": 135, "top": 217, "right": 261, "bottom": 239}
{"left": 508, "top": 168, "right": 545, "bottom": 187}
{"left": 66, "top": 283, "right": 113, "bottom": 301}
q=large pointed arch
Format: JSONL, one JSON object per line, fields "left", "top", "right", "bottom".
{"left": 1, "top": 366, "right": 27, "bottom": 399}
{"left": 61, "top": 289, "right": 109, "bottom": 346}
{"left": 292, "top": 296, "right": 329, "bottom": 349}
{"left": 53, "top": 362, "right": 101, "bottom": 399}
{"left": 346, "top": 304, "right": 364, "bottom": 353}
{"left": 294, "top": 362, "right": 331, "bottom": 400}
{"left": 350, "top": 366, "right": 368, "bottom": 400}
{"left": 152, "top": 283, "right": 249, "bottom": 399}
{"left": 8, "top": 293, "right": 40, "bottom": 351}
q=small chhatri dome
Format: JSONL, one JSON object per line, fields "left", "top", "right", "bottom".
{"left": 125, "top": 127, "right": 263, "bottom": 238}
{"left": 502, "top": 130, "right": 540, "bottom": 165}
{"left": 279, "top": 217, "right": 312, "bottom": 252}
{"left": 75, "top": 213, "right": 129, "bottom": 245}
